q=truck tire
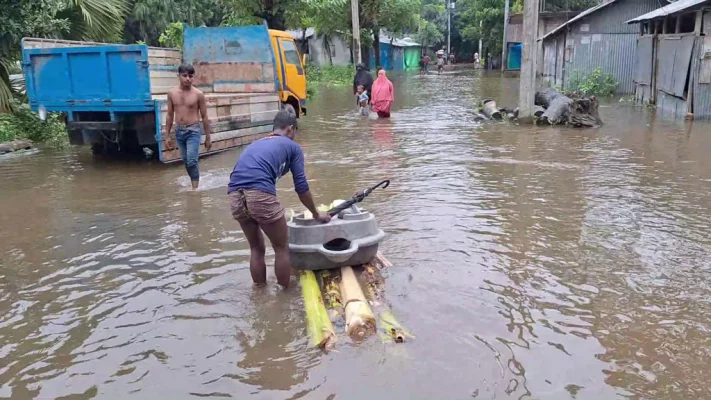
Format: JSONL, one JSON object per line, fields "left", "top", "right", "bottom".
{"left": 282, "top": 103, "right": 297, "bottom": 117}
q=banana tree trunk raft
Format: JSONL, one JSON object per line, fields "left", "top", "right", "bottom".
{"left": 339, "top": 266, "right": 376, "bottom": 339}
{"left": 379, "top": 310, "right": 414, "bottom": 343}
{"left": 360, "top": 263, "right": 413, "bottom": 343}
{"left": 320, "top": 269, "right": 343, "bottom": 321}
{"left": 299, "top": 270, "right": 336, "bottom": 349}
{"left": 361, "top": 263, "right": 385, "bottom": 302}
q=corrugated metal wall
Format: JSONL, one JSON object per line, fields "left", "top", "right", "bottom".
{"left": 693, "top": 36, "right": 711, "bottom": 119}
{"left": 541, "top": 32, "right": 566, "bottom": 89}
{"left": 541, "top": 0, "right": 661, "bottom": 94}
{"left": 577, "top": 0, "right": 660, "bottom": 34}
{"left": 634, "top": 36, "right": 654, "bottom": 103}
{"left": 566, "top": 32, "right": 638, "bottom": 93}
{"left": 657, "top": 91, "right": 688, "bottom": 118}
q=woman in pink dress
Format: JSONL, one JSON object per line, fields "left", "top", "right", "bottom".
{"left": 370, "top": 69, "right": 394, "bottom": 118}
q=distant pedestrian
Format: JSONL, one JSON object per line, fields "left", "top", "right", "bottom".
{"left": 165, "top": 64, "right": 212, "bottom": 190}
{"left": 422, "top": 54, "right": 431, "bottom": 75}
{"left": 437, "top": 54, "right": 445, "bottom": 74}
{"left": 371, "top": 69, "right": 394, "bottom": 118}
{"left": 353, "top": 63, "right": 374, "bottom": 105}
{"left": 474, "top": 52, "right": 480, "bottom": 68}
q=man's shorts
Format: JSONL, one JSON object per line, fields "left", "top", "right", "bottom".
{"left": 229, "top": 189, "right": 285, "bottom": 224}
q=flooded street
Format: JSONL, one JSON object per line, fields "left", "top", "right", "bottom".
{"left": 3, "top": 70, "right": 711, "bottom": 399}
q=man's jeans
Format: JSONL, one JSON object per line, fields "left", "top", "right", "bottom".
{"left": 175, "top": 123, "right": 202, "bottom": 182}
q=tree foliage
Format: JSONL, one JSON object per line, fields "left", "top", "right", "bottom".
{"left": 0, "top": 0, "right": 127, "bottom": 113}
{"left": 416, "top": 0, "right": 445, "bottom": 49}
{"left": 456, "top": 0, "right": 504, "bottom": 57}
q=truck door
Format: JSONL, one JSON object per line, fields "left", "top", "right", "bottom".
{"left": 277, "top": 39, "right": 307, "bottom": 102}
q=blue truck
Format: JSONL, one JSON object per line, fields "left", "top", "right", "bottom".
{"left": 21, "top": 24, "right": 308, "bottom": 162}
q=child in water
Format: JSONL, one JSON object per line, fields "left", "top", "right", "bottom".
{"left": 357, "top": 85, "right": 369, "bottom": 116}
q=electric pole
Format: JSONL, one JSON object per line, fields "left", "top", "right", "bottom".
{"left": 518, "top": 0, "right": 539, "bottom": 121}
{"left": 351, "top": 0, "right": 362, "bottom": 64}
{"left": 478, "top": 20, "right": 482, "bottom": 61}
{"left": 447, "top": 0, "right": 451, "bottom": 57}
{"left": 502, "top": 0, "right": 510, "bottom": 71}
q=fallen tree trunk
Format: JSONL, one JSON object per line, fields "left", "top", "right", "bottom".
{"left": 535, "top": 88, "right": 602, "bottom": 127}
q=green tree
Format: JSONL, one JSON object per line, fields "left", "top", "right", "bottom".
{"left": 456, "top": 0, "right": 504, "bottom": 58}
{"left": 416, "top": 0, "right": 446, "bottom": 50}
{"left": 124, "top": 0, "right": 226, "bottom": 46}
{"left": 360, "top": 0, "right": 420, "bottom": 67}
{"left": 0, "top": 0, "right": 127, "bottom": 113}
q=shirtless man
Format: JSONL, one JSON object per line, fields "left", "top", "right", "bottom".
{"left": 165, "top": 64, "right": 212, "bottom": 190}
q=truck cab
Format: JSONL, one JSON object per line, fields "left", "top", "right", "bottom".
{"left": 269, "top": 30, "right": 307, "bottom": 117}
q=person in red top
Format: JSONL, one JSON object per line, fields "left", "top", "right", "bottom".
{"left": 371, "top": 69, "right": 394, "bottom": 118}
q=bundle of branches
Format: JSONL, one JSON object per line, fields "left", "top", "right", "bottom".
{"left": 534, "top": 88, "right": 602, "bottom": 127}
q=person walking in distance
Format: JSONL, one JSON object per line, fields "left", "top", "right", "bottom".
{"left": 228, "top": 111, "right": 331, "bottom": 288}
{"left": 165, "top": 64, "right": 212, "bottom": 190}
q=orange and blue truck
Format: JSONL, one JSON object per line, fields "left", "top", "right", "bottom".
{"left": 21, "top": 23, "right": 307, "bottom": 162}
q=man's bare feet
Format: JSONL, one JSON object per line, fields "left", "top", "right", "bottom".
{"left": 191, "top": 180, "right": 199, "bottom": 190}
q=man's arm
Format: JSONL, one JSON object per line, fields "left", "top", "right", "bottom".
{"left": 291, "top": 146, "right": 329, "bottom": 222}
{"left": 198, "top": 92, "right": 211, "bottom": 151}
{"left": 165, "top": 92, "right": 174, "bottom": 150}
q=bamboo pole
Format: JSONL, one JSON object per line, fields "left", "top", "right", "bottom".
{"left": 299, "top": 270, "right": 337, "bottom": 349}
{"left": 339, "top": 266, "right": 376, "bottom": 339}
{"left": 374, "top": 252, "right": 393, "bottom": 269}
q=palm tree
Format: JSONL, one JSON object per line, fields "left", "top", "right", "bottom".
{"left": 0, "top": 0, "right": 127, "bottom": 113}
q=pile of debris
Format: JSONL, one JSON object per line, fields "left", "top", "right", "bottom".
{"left": 476, "top": 88, "right": 603, "bottom": 128}
{"left": 0, "top": 140, "right": 33, "bottom": 154}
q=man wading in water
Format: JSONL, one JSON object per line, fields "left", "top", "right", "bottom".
{"left": 165, "top": 64, "right": 212, "bottom": 190}
{"left": 228, "top": 111, "right": 331, "bottom": 288}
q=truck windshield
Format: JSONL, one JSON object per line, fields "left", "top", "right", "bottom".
{"left": 281, "top": 40, "right": 301, "bottom": 65}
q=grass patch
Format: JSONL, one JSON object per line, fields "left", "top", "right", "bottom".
{"left": 306, "top": 64, "right": 354, "bottom": 97}
{"left": 0, "top": 101, "right": 68, "bottom": 147}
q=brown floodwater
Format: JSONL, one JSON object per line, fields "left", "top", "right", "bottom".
{"left": 2, "top": 70, "right": 711, "bottom": 399}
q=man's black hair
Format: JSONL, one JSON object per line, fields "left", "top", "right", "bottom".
{"left": 273, "top": 110, "right": 297, "bottom": 130}
{"left": 178, "top": 64, "right": 195, "bottom": 74}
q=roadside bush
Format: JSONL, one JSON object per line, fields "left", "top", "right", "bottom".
{"left": 306, "top": 64, "right": 354, "bottom": 97}
{"left": 567, "top": 68, "right": 618, "bottom": 96}
{"left": 0, "top": 101, "right": 68, "bottom": 147}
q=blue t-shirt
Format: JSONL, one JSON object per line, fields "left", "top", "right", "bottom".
{"left": 359, "top": 92, "right": 369, "bottom": 104}
{"left": 228, "top": 135, "right": 309, "bottom": 196}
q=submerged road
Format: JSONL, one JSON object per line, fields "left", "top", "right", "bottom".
{"left": 2, "top": 70, "right": 711, "bottom": 399}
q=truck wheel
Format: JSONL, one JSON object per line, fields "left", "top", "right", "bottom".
{"left": 91, "top": 143, "right": 104, "bottom": 155}
{"left": 282, "top": 103, "right": 297, "bottom": 117}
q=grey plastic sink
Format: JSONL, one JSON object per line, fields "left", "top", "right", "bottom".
{"left": 288, "top": 205, "right": 385, "bottom": 270}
